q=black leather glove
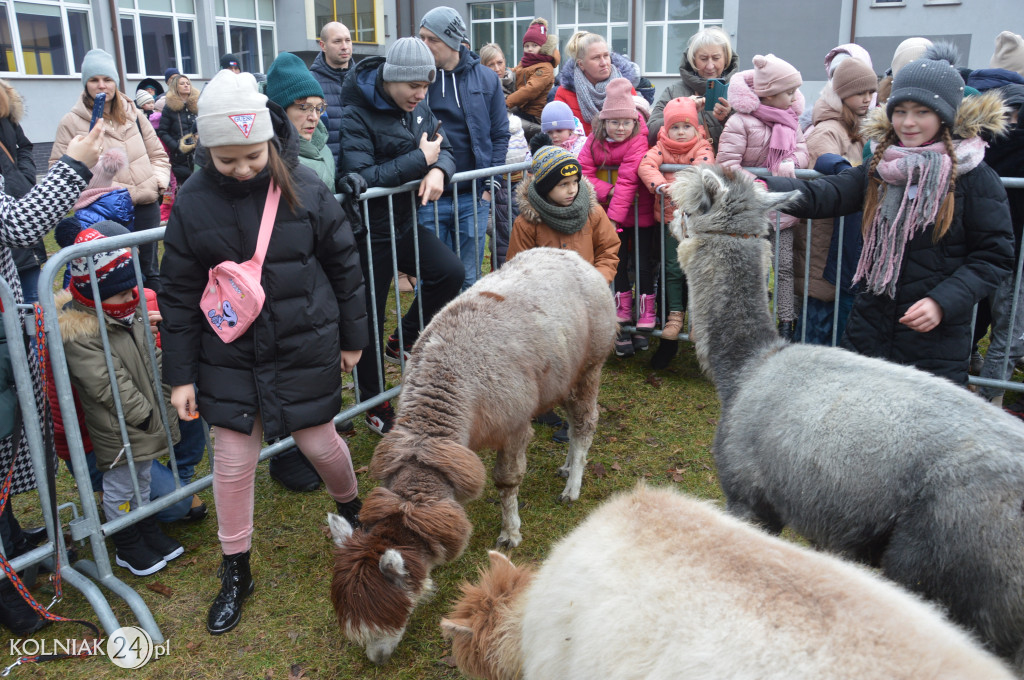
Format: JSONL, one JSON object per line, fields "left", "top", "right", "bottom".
{"left": 336, "top": 172, "right": 368, "bottom": 199}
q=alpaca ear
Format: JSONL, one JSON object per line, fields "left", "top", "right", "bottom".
{"left": 328, "top": 512, "right": 353, "bottom": 547}
{"left": 762, "top": 189, "right": 801, "bottom": 213}
{"left": 440, "top": 618, "right": 473, "bottom": 639}
{"left": 380, "top": 548, "right": 410, "bottom": 588}
{"left": 488, "top": 550, "right": 513, "bottom": 569}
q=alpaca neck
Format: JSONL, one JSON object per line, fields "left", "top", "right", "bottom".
{"left": 688, "top": 236, "right": 782, "bottom": 408}
{"left": 398, "top": 369, "right": 473, "bottom": 445}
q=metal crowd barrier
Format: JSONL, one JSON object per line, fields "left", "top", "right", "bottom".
{"left": 23, "top": 160, "right": 1024, "bottom": 641}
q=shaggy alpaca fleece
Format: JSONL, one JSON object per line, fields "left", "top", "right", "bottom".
{"left": 671, "top": 163, "right": 1024, "bottom": 669}
{"left": 330, "top": 248, "right": 617, "bottom": 664}
{"left": 443, "top": 485, "right": 1014, "bottom": 680}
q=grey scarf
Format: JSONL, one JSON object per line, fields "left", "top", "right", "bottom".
{"left": 573, "top": 63, "right": 623, "bottom": 124}
{"left": 527, "top": 179, "right": 593, "bottom": 235}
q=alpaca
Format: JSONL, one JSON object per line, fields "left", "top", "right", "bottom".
{"left": 441, "top": 485, "right": 1015, "bottom": 680}
{"left": 669, "top": 164, "right": 1024, "bottom": 668}
{"left": 329, "top": 247, "right": 618, "bottom": 663}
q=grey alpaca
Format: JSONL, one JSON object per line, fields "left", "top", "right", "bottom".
{"left": 670, "top": 164, "right": 1024, "bottom": 669}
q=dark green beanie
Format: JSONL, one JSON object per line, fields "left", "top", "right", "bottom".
{"left": 266, "top": 52, "right": 324, "bottom": 110}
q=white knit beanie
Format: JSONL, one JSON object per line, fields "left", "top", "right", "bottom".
{"left": 196, "top": 69, "right": 274, "bottom": 148}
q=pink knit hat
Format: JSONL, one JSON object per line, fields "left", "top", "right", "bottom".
{"left": 663, "top": 97, "right": 702, "bottom": 130}
{"left": 599, "top": 78, "right": 637, "bottom": 120}
{"left": 752, "top": 54, "right": 802, "bottom": 97}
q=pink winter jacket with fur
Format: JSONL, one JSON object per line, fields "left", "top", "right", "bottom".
{"left": 578, "top": 118, "right": 655, "bottom": 228}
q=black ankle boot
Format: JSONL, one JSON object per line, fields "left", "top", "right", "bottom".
{"left": 777, "top": 320, "right": 796, "bottom": 341}
{"left": 207, "top": 551, "right": 254, "bottom": 635}
{"left": 0, "top": 578, "right": 47, "bottom": 636}
{"left": 336, "top": 497, "right": 362, "bottom": 530}
{"left": 650, "top": 339, "right": 679, "bottom": 370}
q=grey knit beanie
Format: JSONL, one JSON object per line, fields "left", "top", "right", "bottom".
{"left": 81, "top": 48, "right": 119, "bottom": 87}
{"left": 196, "top": 69, "right": 274, "bottom": 148}
{"left": 886, "top": 44, "right": 964, "bottom": 129}
{"left": 382, "top": 37, "right": 436, "bottom": 83}
{"left": 419, "top": 6, "right": 469, "bottom": 53}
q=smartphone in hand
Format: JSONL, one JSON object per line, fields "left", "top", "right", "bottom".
{"left": 704, "top": 78, "right": 727, "bottom": 112}
{"left": 89, "top": 93, "right": 106, "bottom": 130}
{"left": 431, "top": 120, "right": 442, "bottom": 141}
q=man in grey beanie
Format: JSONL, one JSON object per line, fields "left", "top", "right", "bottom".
{"left": 418, "top": 6, "right": 509, "bottom": 292}
{"left": 338, "top": 35, "right": 462, "bottom": 436}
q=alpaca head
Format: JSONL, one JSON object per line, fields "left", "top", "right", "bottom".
{"left": 441, "top": 551, "right": 534, "bottom": 680}
{"left": 328, "top": 489, "right": 474, "bottom": 664}
{"left": 667, "top": 165, "right": 799, "bottom": 244}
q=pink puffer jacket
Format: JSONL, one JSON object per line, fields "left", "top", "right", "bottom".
{"left": 716, "top": 69, "right": 810, "bottom": 176}
{"left": 578, "top": 116, "right": 655, "bottom": 228}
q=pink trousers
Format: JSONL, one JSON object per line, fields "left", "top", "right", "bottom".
{"left": 212, "top": 417, "right": 358, "bottom": 554}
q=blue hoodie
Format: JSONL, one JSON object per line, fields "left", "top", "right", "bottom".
{"left": 425, "top": 46, "right": 509, "bottom": 192}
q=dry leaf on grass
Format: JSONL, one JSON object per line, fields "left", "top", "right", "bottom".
{"left": 354, "top": 466, "right": 369, "bottom": 474}
{"left": 289, "top": 664, "right": 307, "bottom": 679}
{"left": 591, "top": 462, "right": 607, "bottom": 478}
{"left": 185, "top": 640, "right": 203, "bottom": 652}
{"left": 287, "top": 630, "right": 300, "bottom": 643}
{"left": 146, "top": 582, "right": 172, "bottom": 598}
{"left": 645, "top": 374, "right": 663, "bottom": 387}
{"left": 611, "top": 462, "right": 621, "bottom": 471}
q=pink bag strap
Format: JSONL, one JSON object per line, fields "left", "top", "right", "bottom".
{"left": 251, "top": 181, "right": 281, "bottom": 267}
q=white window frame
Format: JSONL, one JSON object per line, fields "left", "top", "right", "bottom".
{"left": 468, "top": 1, "right": 535, "bottom": 68}
{"left": 216, "top": 0, "right": 276, "bottom": 74}
{"left": 119, "top": 0, "right": 198, "bottom": 77}
{"left": 555, "top": 1, "right": 630, "bottom": 62}
{"left": 642, "top": 0, "right": 724, "bottom": 76}
{"left": 0, "top": 0, "right": 96, "bottom": 77}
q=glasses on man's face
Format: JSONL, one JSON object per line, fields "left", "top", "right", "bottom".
{"left": 607, "top": 119, "right": 635, "bottom": 129}
{"left": 297, "top": 102, "right": 327, "bottom": 116}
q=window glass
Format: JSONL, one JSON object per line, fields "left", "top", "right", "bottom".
{"left": 0, "top": 4, "right": 15, "bottom": 72}
{"left": 260, "top": 26, "right": 273, "bottom": 73}
{"left": 471, "top": 4, "right": 489, "bottom": 21}
{"left": 610, "top": 25, "right": 628, "bottom": 56}
{"left": 229, "top": 22, "right": 257, "bottom": 72}
{"left": 139, "top": 0, "right": 172, "bottom": 11}
{"left": 179, "top": 18, "right": 196, "bottom": 73}
{"left": 645, "top": 0, "right": 665, "bottom": 22}
{"left": 67, "top": 8, "right": 90, "bottom": 70}
{"left": 704, "top": 0, "right": 724, "bottom": 17}
{"left": 577, "top": 0, "right": 603, "bottom": 23}
{"left": 313, "top": 0, "right": 332, "bottom": 35}
{"left": 355, "top": 3, "right": 374, "bottom": 42}
{"left": 176, "top": 0, "right": 194, "bottom": 12}
{"left": 645, "top": 25, "right": 662, "bottom": 77}
{"left": 492, "top": 2, "right": 513, "bottom": 19}
{"left": 227, "top": 0, "right": 254, "bottom": 20}
{"left": 666, "top": 22, "right": 697, "bottom": 72}
{"left": 118, "top": 0, "right": 134, "bottom": 8}
{"left": 216, "top": 0, "right": 224, "bottom": 15}
{"left": 257, "top": 0, "right": 272, "bottom": 21}
{"left": 668, "top": 0, "right": 699, "bottom": 21}
{"left": 120, "top": 16, "right": 139, "bottom": 74}
{"left": 472, "top": 23, "right": 489, "bottom": 52}
{"left": 139, "top": 13, "right": 174, "bottom": 76}
{"left": 556, "top": 0, "right": 575, "bottom": 24}
{"left": 15, "top": 2, "right": 67, "bottom": 75}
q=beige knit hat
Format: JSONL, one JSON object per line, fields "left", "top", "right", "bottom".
{"left": 831, "top": 58, "right": 878, "bottom": 100}
{"left": 990, "top": 31, "right": 1024, "bottom": 76}
{"left": 196, "top": 69, "right": 274, "bottom": 148}
{"left": 890, "top": 37, "right": 932, "bottom": 76}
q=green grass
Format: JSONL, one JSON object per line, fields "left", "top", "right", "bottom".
{"left": 8, "top": 335, "right": 721, "bottom": 679}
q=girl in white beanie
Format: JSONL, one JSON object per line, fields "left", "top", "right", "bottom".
{"left": 158, "top": 69, "right": 369, "bottom": 636}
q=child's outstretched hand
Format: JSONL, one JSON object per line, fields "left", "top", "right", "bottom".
{"left": 65, "top": 120, "right": 104, "bottom": 168}
{"left": 900, "top": 297, "right": 943, "bottom": 333}
{"left": 171, "top": 384, "right": 200, "bottom": 420}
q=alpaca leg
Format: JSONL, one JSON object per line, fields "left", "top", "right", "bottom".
{"left": 558, "top": 363, "right": 602, "bottom": 504}
{"left": 493, "top": 423, "right": 532, "bottom": 549}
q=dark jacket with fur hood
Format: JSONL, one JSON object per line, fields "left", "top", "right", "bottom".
{"left": 507, "top": 177, "right": 620, "bottom": 283}
{"left": 156, "top": 78, "right": 199, "bottom": 182}
{"left": 764, "top": 91, "right": 1014, "bottom": 385}
{"left": 58, "top": 296, "right": 180, "bottom": 469}
{"left": 159, "top": 103, "right": 368, "bottom": 440}
{"left": 0, "top": 79, "right": 44, "bottom": 272}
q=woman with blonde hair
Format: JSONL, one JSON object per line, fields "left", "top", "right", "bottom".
{"left": 157, "top": 73, "right": 199, "bottom": 190}
{"left": 553, "top": 31, "right": 641, "bottom": 136}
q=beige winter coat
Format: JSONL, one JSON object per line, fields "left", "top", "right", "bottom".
{"left": 797, "top": 87, "right": 866, "bottom": 302}
{"left": 49, "top": 93, "right": 170, "bottom": 205}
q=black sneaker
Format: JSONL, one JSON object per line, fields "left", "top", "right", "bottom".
{"left": 533, "top": 410, "right": 566, "bottom": 429}
{"left": 383, "top": 333, "right": 413, "bottom": 365}
{"left": 336, "top": 497, "right": 363, "bottom": 530}
{"left": 631, "top": 333, "right": 649, "bottom": 351}
{"left": 112, "top": 525, "right": 167, "bottom": 576}
{"left": 138, "top": 517, "right": 185, "bottom": 562}
{"left": 365, "top": 401, "right": 396, "bottom": 435}
{"left": 269, "top": 447, "right": 322, "bottom": 492}
{"left": 614, "top": 330, "right": 634, "bottom": 358}
{"left": 552, "top": 424, "right": 569, "bottom": 444}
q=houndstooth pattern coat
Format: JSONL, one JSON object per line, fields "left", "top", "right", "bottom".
{"left": 1, "top": 158, "right": 89, "bottom": 495}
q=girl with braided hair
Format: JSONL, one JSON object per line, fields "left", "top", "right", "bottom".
{"left": 762, "top": 44, "right": 1014, "bottom": 386}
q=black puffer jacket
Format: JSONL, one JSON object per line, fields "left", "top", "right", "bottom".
{"left": 309, "top": 51, "right": 352, "bottom": 164}
{"left": 158, "top": 104, "right": 368, "bottom": 440}
{"left": 764, "top": 95, "right": 1014, "bottom": 385}
{"left": 156, "top": 89, "right": 198, "bottom": 182}
{"left": 339, "top": 56, "right": 455, "bottom": 243}
{"left": 0, "top": 80, "right": 44, "bottom": 273}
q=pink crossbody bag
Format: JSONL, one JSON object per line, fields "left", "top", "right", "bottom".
{"left": 200, "top": 181, "right": 280, "bottom": 343}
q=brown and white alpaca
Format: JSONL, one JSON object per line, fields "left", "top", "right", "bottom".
{"left": 329, "top": 247, "right": 618, "bottom": 663}
{"left": 442, "top": 485, "right": 1016, "bottom": 680}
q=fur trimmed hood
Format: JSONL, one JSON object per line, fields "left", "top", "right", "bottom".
{"left": 163, "top": 77, "right": 199, "bottom": 114}
{"left": 515, "top": 174, "right": 599, "bottom": 224}
{"left": 56, "top": 292, "right": 106, "bottom": 344}
{"left": 0, "top": 79, "right": 25, "bottom": 123}
{"left": 861, "top": 89, "right": 1008, "bottom": 143}
{"left": 727, "top": 69, "right": 806, "bottom": 117}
